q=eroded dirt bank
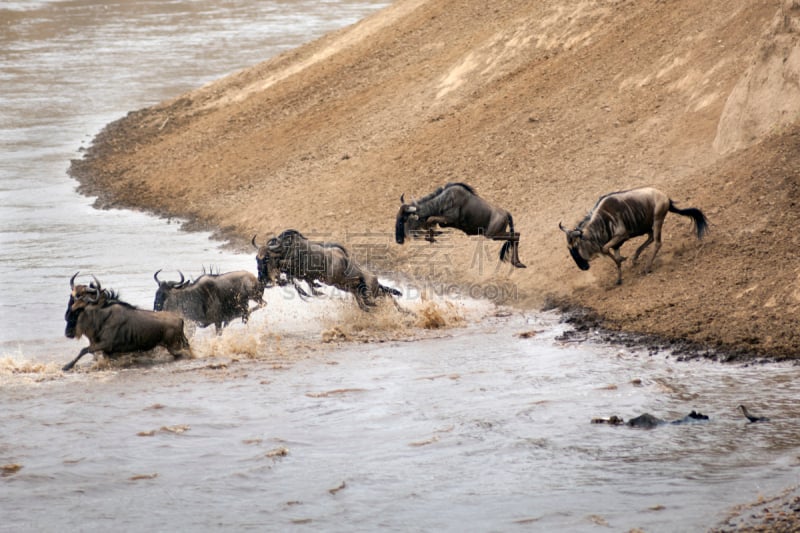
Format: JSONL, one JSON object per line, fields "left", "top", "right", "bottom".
{"left": 70, "top": 0, "right": 800, "bottom": 359}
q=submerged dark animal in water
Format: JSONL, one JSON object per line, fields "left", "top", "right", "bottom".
{"left": 395, "top": 182, "right": 525, "bottom": 268}
{"left": 254, "top": 230, "right": 402, "bottom": 310}
{"left": 592, "top": 411, "right": 709, "bottom": 429}
{"left": 560, "top": 187, "right": 708, "bottom": 284}
{"left": 64, "top": 273, "right": 193, "bottom": 372}
{"left": 738, "top": 405, "right": 770, "bottom": 423}
{"left": 153, "top": 269, "right": 265, "bottom": 334}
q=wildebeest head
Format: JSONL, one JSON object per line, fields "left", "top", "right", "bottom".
{"left": 559, "top": 222, "right": 591, "bottom": 271}
{"left": 252, "top": 235, "right": 283, "bottom": 287}
{"left": 65, "top": 272, "right": 103, "bottom": 338}
{"left": 153, "top": 270, "right": 189, "bottom": 311}
{"left": 395, "top": 193, "right": 421, "bottom": 244}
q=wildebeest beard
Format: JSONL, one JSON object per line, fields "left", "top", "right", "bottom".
{"left": 64, "top": 296, "right": 80, "bottom": 338}
{"left": 395, "top": 208, "right": 417, "bottom": 244}
{"left": 64, "top": 281, "right": 101, "bottom": 338}
{"left": 569, "top": 246, "right": 591, "bottom": 271}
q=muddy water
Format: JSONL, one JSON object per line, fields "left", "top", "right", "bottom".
{"left": 4, "top": 308, "right": 800, "bottom": 532}
{"left": 2, "top": 1, "right": 800, "bottom": 532}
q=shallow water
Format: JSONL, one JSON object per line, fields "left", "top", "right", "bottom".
{"left": 2, "top": 1, "right": 800, "bottom": 532}
{"left": 4, "top": 308, "right": 800, "bottom": 532}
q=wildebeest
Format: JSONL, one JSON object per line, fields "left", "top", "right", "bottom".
{"left": 153, "top": 269, "right": 265, "bottom": 333}
{"left": 395, "top": 182, "right": 526, "bottom": 268}
{"left": 591, "top": 411, "right": 710, "bottom": 428}
{"left": 738, "top": 405, "right": 770, "bottom": 423}
{"left": 63, "top": 272, "right": 193, "bottom": 372}
{"left": 254, "top": 230, "right": 402, "bottom": 310}
{"left": 559, "top": 187, "right": 708, "bottom": 284}
{"left": 252, "top": 235, "right": 325, "bottom": 299}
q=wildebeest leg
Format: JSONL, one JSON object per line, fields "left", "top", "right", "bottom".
{"left": 309, "top": 280, "right": 325, "bottom": 296}
{"left": 644, "top": 220, "right": 664, "bottom": 273}
{"left": 505, "top": 236, "right": 525, "bottom": 268}
{"left": 355, "top": 294, "right": 373, "bottom": 311}
{"left": 62, "top": 346, "right": 93, "bottom": 371}
{"left": 632, "top": 231, "right": 654, "bottom": 265}
{"left": 495, "top": 211, "right": 524, "bottom": 267}
{"left": 602, "top": 236, "right": 628, "bottom": 285}
{"left": 423, "top": 216, "right": 447, "bottom": 242}
{"left": 167, "top": 339, "right": 194, "bottom": 360}
{"left": 609, "top": 249, "right": 624, "bottom": 285}
{"left": 425, "top": 228, "right": 444, "bottom": 243}
{"left": 291, "top": 280, "right": 312, "bottom": 299}
{"left": 353, "top": 279, "right": 376, "bottom": 311}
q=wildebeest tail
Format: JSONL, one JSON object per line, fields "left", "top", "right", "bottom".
{"left": 668, "top": 200, "right": 708, "bottom": 239}
{"left": 379, "top": 284, "right": 402, "bottom": 297}
{"left": 499, "top": 213, "right": 515, "bottom": 262}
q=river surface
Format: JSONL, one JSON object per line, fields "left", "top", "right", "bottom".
{"left": 1, "top": 1, "right": 799, "bottom": 532}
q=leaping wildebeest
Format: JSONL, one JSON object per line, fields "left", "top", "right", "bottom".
{"left": 254, "top": 230, "right": 402, "bottom": 310}
{"left": 559, "top": 187, "right": 708, "bottom": 285}
{"left": 153, "top": 270, "right": 265, "bottom": 334}
{"left": 395, "top": 182, "right": 526, "bottom": 268}
{"left": 252, "top": 235, "right": 325, "bottom": 299}
{"left": 63, "top": 273, "right": 193, "bottom": 372}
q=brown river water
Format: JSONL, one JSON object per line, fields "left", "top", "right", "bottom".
{"left": 1, "top": 2, "right": 799, "bottom": 531}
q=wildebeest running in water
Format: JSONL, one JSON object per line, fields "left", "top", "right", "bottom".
{"left": 559, "top": 187, "right": 708, "bottom": 284}
{"left": 153, "top": 269, "right": 265, "bottom": 334}
{"left": 253, "top": 230, "right": 402, "bottom": 310}
{"left": 395, "top": 182, "right": 526, "bottom": 268}
{"left": 63, "top": 273, "right": 193, "bottom": 371}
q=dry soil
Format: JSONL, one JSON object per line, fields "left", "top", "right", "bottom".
{"left": 71, "top": 0, "right": 800, "bottom": 360}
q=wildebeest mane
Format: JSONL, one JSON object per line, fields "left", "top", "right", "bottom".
{"left": 321, "top": 242, "right": 349, "bottom": 255}
{"left": 415, "top": 182, "right": 477, "bottom": 205}
{"left": 576, "top": 188, "right": 630, "bottom": 230}
{"left": 278, "top": 229, "right": 350, "bottom": 256}
{"left": 278, "top": 229, "right": 306, "bottom": 241}
{"left": 101, "top": 289, "right": 137, "bottom": 309}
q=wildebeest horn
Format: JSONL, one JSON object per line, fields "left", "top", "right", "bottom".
{"left": 154, "top": 269, "right": 163, "bottom": 285}
{"left": 177, "top": 271, "right": 187, "bottom": 287}
{"left": 407, "top": 205, "right": 417, "bottom": 213}
{"left": 88, "top": 275, "right": 102, "bottom": 303}
{"left": 558, "top": 222, "right": 568, "bottom": 233}
{"left": 400, "top": 193, "right": 405, "bottom": 204}
{"left": 267, "top": 238, "right": 281, "bottom": 251}
{"left": 251, "top": 234, "right": 259, "bottom": 249}
{"left": 70, "top": 271, "right": 79, "bottom": 290}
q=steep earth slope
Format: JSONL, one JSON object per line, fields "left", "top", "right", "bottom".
{"left": 71, "top": 0, "right": 800, "bottom": 358}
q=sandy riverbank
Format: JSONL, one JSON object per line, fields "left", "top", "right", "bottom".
{"left": 70, "top": 0, "right": 800, "bottom": 357}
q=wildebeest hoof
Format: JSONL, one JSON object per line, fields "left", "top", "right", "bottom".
{"left": 513, "top": 261, "right": 527, "bottom": 268}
